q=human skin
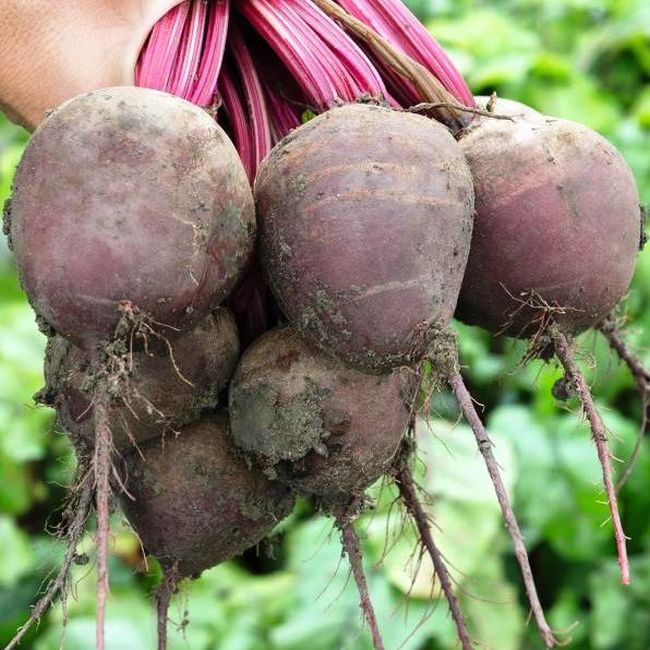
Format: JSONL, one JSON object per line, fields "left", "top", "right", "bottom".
{"left": 0, "top": 0, "right": 181, "bottom": 129}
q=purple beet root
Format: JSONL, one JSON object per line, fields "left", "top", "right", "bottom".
{"left": 255, "top": 103, "right": 474, "bottom": 373}
{"left": 456, "top": 113, "right": 641, "bottom": 337}
{"left": 8, "top": 86, "right": 255, "bottom": 351}
{"left": 229, "top": 326, "right": 410, "bottom": 499}
{"left": 121, "top": 413, "right": 295, "bottom": 577}
{"left": 40, "top": 308, "right": 239, "bottom": 449}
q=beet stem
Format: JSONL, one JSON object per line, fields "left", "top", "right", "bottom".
{"left": 395, "top": 465, "right": 473, "bottom": 650}
{"left": 408, "top": 101, "right": 515, "bottom": 122}
{"left": 336, "top": 515, "right": 386, "bottom": 650}
{"left": 598, "top": 319, "right": 649, "bottom": 491}
{"left": 5, "top": 463, "right": 93, "bottom": 650}
{"left": 336, "top": 0, "right": 475, "bottom": 105}
{"left": 310, "top": 0, "right": 467, "bottom": 130}
{"left": 94, "top": 400, "right": 113, "bottom": 650}
{"left": 447, "top": 368, "right": 557, "bottom": 648}
{"left": 550, "top": 328, "right": 631, "bottom": 585}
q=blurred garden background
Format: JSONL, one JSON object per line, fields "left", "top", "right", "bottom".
{"left": 1, "top": 0, "right": 649, "bottom": 648}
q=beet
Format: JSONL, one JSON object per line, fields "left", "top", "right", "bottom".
{"left": 229, "top": 326, "right": 410, "bottom": 498}
{"left": 456, "top": 114, "right": 641, "bottom": 337}
{"left": 255, "top": 103, "right": 474, "bottom": 373}
{"left": 121, "top": 413, "right": 295, "bottom": 577}
{"left": 8, "top": 87, "right": 255, "bottom": 350}
{"left": 40, "top": 308, "right": 239, "bottom": 449}
{"left": 455, "top": 109, "right": 640, "bottom": 587}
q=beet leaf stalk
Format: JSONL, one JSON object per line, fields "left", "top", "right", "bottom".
{"left": 228, "top": 24, "right": 272, "bottom": 178}
{"left": 137, "top": 0, "right": 229, "bottom": 105}
{"left": 168, "top": 0, "right": 208, "bottom": 100}
{"left": 334, "top": 0, "right": 474, "bottom": 106}
{"left": 549, "top": 326, "right": 631, "bottom": 585}
{"left": 310, "top": 0, "right": 470, "bottom": 130}
{"left": 135, "top": 2, "right": 190, "bottom": 91}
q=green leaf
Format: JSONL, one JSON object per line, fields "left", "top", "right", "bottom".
{"left": 0, "top": 301, "right": 49, "bottom": 463}
{"left": 416, "top": 417, "right": 517, "bottom": 504}
{"left": 0, "top": 452, "right": 32, "bottom": 515}
{"left": 0, "top": 517, "right": 34, "bottom": 587}
{"left": 461, "top": 554, "right": 524, "bottom": 650}
{"left": 589, "top": 554, "right": 650, "bottom": 649}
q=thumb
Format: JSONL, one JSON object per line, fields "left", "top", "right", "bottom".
{"left": 0, "top": 0, "right": 183, "bottom": 130}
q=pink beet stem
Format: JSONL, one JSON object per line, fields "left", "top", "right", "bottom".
{"left": 169, "top": 0, "right": 208, "bottom": 100}
{"left": 335, "top": 0, "right": 474, "bottom": 106}
{"left": 228, "top": 24, "right": 273, "bottom": 178}
{"left": 219, "top": 64, "right": 254, "bottom": 180}
{"left": 189, "top": 0, "right": 230, "bottom": 106}
{"left": 288, "top": 0, "right": 388, "bottom": 98}
{"left": 278, "top": 1, "right": 356, "bottom": 98}
{"left": 242, "top": 0, "right": 350, "bottom": 109}
{"left": 261, "top": 79, "right": 302, "bottom": 142}
{"left": 136, "top": 2, "right": 190, "bottom": 91}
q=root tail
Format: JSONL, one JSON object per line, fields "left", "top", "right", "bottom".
{"left": 5, "top": 460, "right": 94, "bottom": 650}
{"left": 335, "top": 512, "right": 385, "bottom": 650}
{"left": 447, "top": 367, "right": 557, "bottom": 648}
{"left": 394, "top": 464, "right": 473, "bottom": 650}
{"left": 551, "top": 327, "right": 630, "bottom": 585}
{"left": 598, "top": 318, "right": 649, "bottom": 491}
{"left": 156, "top": 565, "right": 180, "bottom": 650}
{"left": 94, "top": 400, "right": 113, "bottom": 650}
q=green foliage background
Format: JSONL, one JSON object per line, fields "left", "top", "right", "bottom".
{"left": 0, "top": 0, "right": 648, "bottom": 648}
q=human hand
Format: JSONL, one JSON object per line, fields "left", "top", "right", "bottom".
{"left": 0, "top": 0, "right": 181, "bottom": 130}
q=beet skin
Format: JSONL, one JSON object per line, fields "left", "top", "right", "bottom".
{"left": 121, "top": 414, "right": 295, "bottom": 577}
{"left": 229, "top": 326, "right": 410, "bottom": 499}
{"left": 255, "top": 103, "right": 474, "bottom": 373}
{"left": 8, "top": 86, "right": 255, "bottom": 350}
{"left": 456, "top": 114, "right": 641, "bottom": 336}
{"left": 40, "top": 308, "right": 239, "bottom": 449}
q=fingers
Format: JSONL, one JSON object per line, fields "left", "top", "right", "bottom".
{"left": 0, "top": 0, "right": 183, "bottom": 130}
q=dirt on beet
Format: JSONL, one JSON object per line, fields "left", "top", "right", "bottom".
{"left": 255, "top": 103, "right": 474, "bottom": 374}
{"left": 229, "top": 326, "right": 411, "bottom": 499}
{"left": 39, "top": 308, "right": 240, "bottom": 449}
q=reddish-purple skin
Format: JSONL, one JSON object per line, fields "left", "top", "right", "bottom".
{"left": 229, "top": 326, "right": 410, "bottom": 499}
{"left": 255, "top": 104, "right": 474, "bottom": 374}
{"left": 456, "top": 115, "right": 642, "bottom": 337}
{"left": 121, "top": 414, "right": 295, "bottom": 577}
{"left": 9, "top": 87, "right": 255, "bottom": 351}
{"left": 40, "top": 308, "right": 239, "bottom": 449}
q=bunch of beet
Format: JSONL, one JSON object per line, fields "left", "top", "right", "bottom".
{"left": 4, "top": 1, "right": 647, "bottom": 650}
{"left": 3, "top": 87, "right": 294, "bottom": 650}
